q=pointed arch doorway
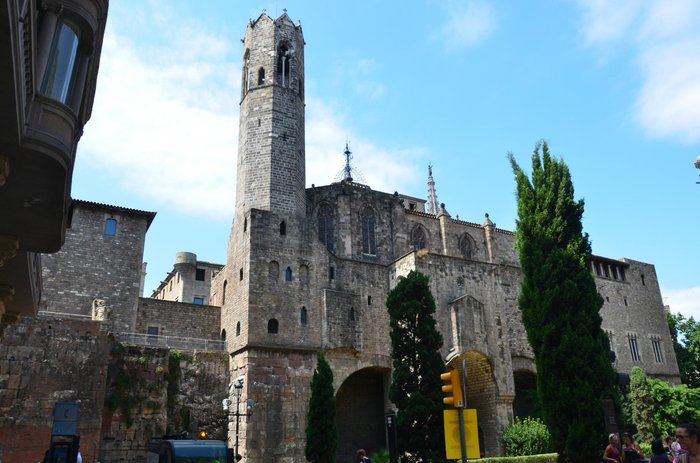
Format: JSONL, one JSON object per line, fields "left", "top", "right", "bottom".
{"left": 335, "top": 367, "right": 390, "bottom": 463}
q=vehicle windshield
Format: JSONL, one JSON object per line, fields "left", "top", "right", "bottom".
{"left": 173, "top": 445, "right": 227, "bottom": 463}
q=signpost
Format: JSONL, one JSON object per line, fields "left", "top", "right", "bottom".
{"left": 440, "top": 360, "right": 479, "bottom": 461}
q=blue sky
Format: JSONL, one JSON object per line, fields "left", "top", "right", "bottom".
{"left": 73, "top": 0, "right": 700, "bottom": 320}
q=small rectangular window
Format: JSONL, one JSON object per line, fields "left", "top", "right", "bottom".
{"left": 104, "top": 218, "right": 117, "bottom": 236}
{"left": 193, "top": 297, "right": 204, "bottom": 305}
{"left": 329, "top": 267, "right": 335, "bottom": 280}
{"left": 195, "top": 268, "right": 205, "bottom": 281}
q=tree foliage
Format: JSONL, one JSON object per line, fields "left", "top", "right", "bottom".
{"left": 630, "top": 367, "right": 656, "bottom": 442}
{"left": 305, "top": 352, "right": 337, "bottom": 463}
{"left": 509, "top": 141, "right": 619, "bottom": 463}
{"left": 386, "top": 270, "right": 445, "bottom": 463}
{"left": 667, "top": 311, "right": 700, "bottom": 388}
{"left": 502, "top": 417, "right": 553, "bottom": 457}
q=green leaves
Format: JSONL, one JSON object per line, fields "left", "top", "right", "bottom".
{"left": 511, "top": 141, "right": 618, "bottom": 463}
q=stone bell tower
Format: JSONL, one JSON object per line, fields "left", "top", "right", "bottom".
{"left": 234, "top": 9, "right": 306, "bottom": 219}
{"left": 217, "top": 11, "right": 312, "bottom": 462}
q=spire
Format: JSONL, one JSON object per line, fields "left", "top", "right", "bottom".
{"left": 427, "top": 164, "right": 439, "bottom": 215}
{"left": 343, "top": 142, "right": 353, "bottom": 182}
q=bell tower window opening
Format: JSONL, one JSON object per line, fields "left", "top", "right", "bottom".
{"left": 277, "top": 44, "right": 292, "bottom": 88}
{"left": 41, "top": 19, "right": 80, "bottom": 106}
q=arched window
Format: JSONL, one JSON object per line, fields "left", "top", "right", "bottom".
{"left": 222, "top": 280, "right": 227, "bottom": 305}
{"left": 236, "top": 322, "right": 241, "bottom": 336}
{"left": 280, "top": 220, "right": 286, "bottom": 235}
{"left": 104, "top": 218, "right": 117, "bottom": 236}
{"left": 221, "top": 329, "right": 227, "bottom": 342}
{"left": 318, "top": 204, "right": 334, "bottom": 251}
{"left": 285, "top": 266, "right": 293, "bottom": 282}
{"left": 300, "top": 306, "right": 308, "bottom": 326}
{"left": 277, "top": 44, "right": 292, "bottom": 87}
{"left": 459, "top": 234, "right": 475, "bottom": 259}
{"left": 268, "top": 318, "right": 279, "bottom": 334}
{"left": 241, "top": 49, "right": 250, "bottom": 98}
{"left": 361, "top": 207, "right": 376, "bottom": 255}
{"left": 411, "top": 227, "right": 427, "bottom": 251}
{"left": 258, "top": 67, "right": 265, "bottom": 85}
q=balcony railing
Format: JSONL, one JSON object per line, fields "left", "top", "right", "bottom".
{"left": 116, "top": 332, "right": 226, "bottom": 352}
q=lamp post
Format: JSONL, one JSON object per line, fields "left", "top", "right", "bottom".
{"left": 233, "top": 378, "right": 243, "bottom": 459}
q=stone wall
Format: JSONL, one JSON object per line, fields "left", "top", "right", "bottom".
{"left": 135, "top": 298, "right": 221, "bottom": 340}
{"left": 41, "top": 200, "right": 154, "bottom": 333}
{"left": 0, "top": 316, "right": 111, "bottom": 463}
{"left": 0, "top": 315, "right": 229, "bottom": 463}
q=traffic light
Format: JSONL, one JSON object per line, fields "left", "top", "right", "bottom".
{"left": 440, "top": 369, "right": 464, "bottom": 408}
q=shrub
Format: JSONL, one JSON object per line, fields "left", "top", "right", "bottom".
{"left": 502, "top": 417, "right": 553, "bottom": 456}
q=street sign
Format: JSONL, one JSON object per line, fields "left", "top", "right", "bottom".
{"left": 443, "top": 409, "right": 480, "bottom": 459}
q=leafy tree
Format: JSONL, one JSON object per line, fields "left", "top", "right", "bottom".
{"left": 648, "top": 377, "right": 700, "bottom": 436}
{"left": 386, "top": 270, "right": 445, "bottom": 463}
{"left": 305, "top": 352, "right": 337, "bottom": 463}
{"left": 629, "top": 367, "right": 656, "bottom": 442}
{"left": 502, "top": 417, "right": 553, "bottom": 456}
{"left": 510, "top": 141, "right": 619, "bottom": 463}
{"left": 667, "top": 311, "right": 700, "bottom": 388}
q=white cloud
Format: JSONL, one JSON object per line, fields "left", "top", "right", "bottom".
{"left": 576, "top": 0, "right": 640, "bottom": 46}
{"left": 80, "top": 7, "right": 424, "bottom": 220}
{"left": 662, "top": 286, "right": 700, "bottom": 321}
{"left": 576, "top": 0, "right": 700, "bottom": 142}
{"left": 435, "top": 0, "right": 496, "bottom": 51}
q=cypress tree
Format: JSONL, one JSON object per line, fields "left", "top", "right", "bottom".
{"left": 305, "top": 352, "right": 337, "bottom": 463}
{"left": 386, "top": 270, "right": 445, "bottom": 463}
{"left": 509, "top": 141, "right": 618, "bottom": 463}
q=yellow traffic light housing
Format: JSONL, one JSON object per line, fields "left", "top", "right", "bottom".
{"left": 440, "top": 369, "right": 464, "bottom": 408}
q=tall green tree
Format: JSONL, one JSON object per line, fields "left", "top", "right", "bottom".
{"left": 386, "top": 270, "right": 445, "bottom": 463}
{"left": 667, "top": 311, "right": 700, "bottom": 388}
{"left": 510, "top": 141, "right": 619, "bottom": 463}
{"left": 305, "top": 352, "right": 337, "bottom": 463}
{"left": 629, "top": 367, "right": 656, "bottom": 442}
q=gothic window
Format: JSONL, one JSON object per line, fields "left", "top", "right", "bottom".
{"left": 628, "top": 333, "right": 641, "bottom": 362}
{"left": 300, "top": 306, "right": 308, "bottom": 326}
{"left": 361, "top": 207, "right": 377, "bottom": 255}
{"left": 268, "top": 318, "right": 279, "bottom": 334}
{"left": 277, "top": 43, "right": 292, "bottom": 87}
{"left": 651, "top": 336, "right": 664, "bottom": 363}
{"left": 317, "top": 204, "right": 334, "bottom": 251}
{"left": 411, "top": 227, "right": 427, "bottom": 251}
{"left": 285, "top": 266, "right": 293, "bottom": 282}
{"left": 280, "top": 221, "right": 286, "bottom": 235}
{"left": 104, "top": 218, "right": 117, "bottom": 236}
{"left": 459, "top": 234, "right": 475, "bottom": 259}
{"left": 258, "top": 67, "right": 265, "bottom": 85}
{"left": 241, "top": 49, "right": 250, "bottom": 98}
{"left": 269, "top": 261, "right": 279, "bottom": 281}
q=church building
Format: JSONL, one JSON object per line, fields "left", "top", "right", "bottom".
{"left": 210, "top": 10, "right": 680, "bottom": 462}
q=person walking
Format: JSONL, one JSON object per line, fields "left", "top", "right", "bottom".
{"left": 604, "top": 433, "right": 624, "bottom": 463}
{"left": 675, "top": 423, "right": 700, "bottom": 463}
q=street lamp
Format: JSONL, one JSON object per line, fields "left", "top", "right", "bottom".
{"left": 223, "top": 376, "right": 252, "bottom": 459}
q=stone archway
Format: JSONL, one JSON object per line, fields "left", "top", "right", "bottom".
{"left": 513, "top": 369, "right": 537, "bottom": 419}
{"left": 447, "top": 350, "right": 499, "bottom": 458}
{"left": 335, "top": 367, "right": 389, "bottom": 463}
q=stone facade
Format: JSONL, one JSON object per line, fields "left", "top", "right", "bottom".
{"left": 135, "top": 297, "right": 221, "bottom": 341}
{"left": 213, "top": 9, "right": 681, "bottom": 463}
{"left": 151, "top": 252, "right": 223, "bottom": 306}
{"left": 40, "top": 200, "right": 155, "bottom": 333}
